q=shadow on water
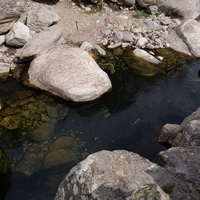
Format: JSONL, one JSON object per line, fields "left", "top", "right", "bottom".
{"left": 1, "top": 58, "right": 200, "bottom": 199}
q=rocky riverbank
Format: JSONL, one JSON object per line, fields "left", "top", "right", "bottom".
{"left": 1, "top": 0, "right": 200, "bottom": 199}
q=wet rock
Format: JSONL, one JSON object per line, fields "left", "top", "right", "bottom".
{"left": 0, "top": 35, "right": 5, "bottom": 46}
{"left": 43, "top": 149, "right": 79, "bottom": 169}
{"left": 54, "top": 150, "right": 169, "bottom": 200}
{"left": 0, "top": 115, "right": 22, "bottom": 130}
{"left": 0, "top": 147, "right": 11, "bottom": 174}
{"left": 5, "top": 21, "right": 30, "bottom": 47}
{"left": 26, "top": 5, "right": 60, "bottom": 33}
{"left": 50, "top": 136, "right": 78, "bottom": 151}
{"left": 26, "top": 120, "right": 56, "bottom": 142}
{"left": 44, "top": 104, "right": 58, "bottom": 118}
{"left": 27, "top": 46, "right": 112, "bottom": 102}
{"left": 14, "top": 152, "right": 42, "bottom": 176}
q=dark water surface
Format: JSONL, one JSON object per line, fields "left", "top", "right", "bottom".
{"left": 1, "top": 59, "right": 200, "bottom": 200}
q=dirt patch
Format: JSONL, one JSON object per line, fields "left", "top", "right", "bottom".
{"left": 26, "top": 0, "right": 142, "bottom": 47}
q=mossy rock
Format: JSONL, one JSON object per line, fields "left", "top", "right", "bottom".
{"left": 124, "top": 48, "right": 193, "bottom": 76}
{"left": 0, "top": 147, "right": 11, "bottom": 174}
{"left": 0, "top": 115, "right": 22, "bottom": 130}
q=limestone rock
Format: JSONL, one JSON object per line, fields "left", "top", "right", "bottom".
{"left": 0, "top": 115, "right": 22, "bottom": 130}
{"left": 0, "top": 147, "right": 11, "bottom": 174}
{"left": 15, "top": 24, "right": 65, "bottom": 62}
{"left": 133, "top": 49, "right": 161, "bottom": 64}
{"left": 26, "top": 5, "right": 60, "bottom": 33}
{"left": 136, "top": 37, "right": 148, "bottom": 48}
{"left": 49, "top": 136, "right": 78, "bottom": 151}
{"left": 6, "top": 21, "right": 30, "bottom": 47}
{"left": 26, "top": 121, "right": 56, "bottom": 142}
{"left": 0, "top": 0, "right": 27, "bottom": 34}
{"left": 54, "top": 150, "right": 169, "bottom": 200}
{"left": 27, "top": 46, "right": 112, "bottom": 102}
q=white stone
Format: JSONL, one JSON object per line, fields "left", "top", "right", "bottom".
{"left": 133, "top": 49, "right": 161, "bottom": 64}
{"left": 6, "top": 21, "right": 30, "bottom": 47}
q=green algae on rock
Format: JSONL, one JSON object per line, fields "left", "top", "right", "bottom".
{"left": 124, "top": 48, "right": 193, "bottom": 76}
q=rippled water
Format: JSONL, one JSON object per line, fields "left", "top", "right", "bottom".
{"left": 1, "top": 59, "right": 200, "bottom": 200}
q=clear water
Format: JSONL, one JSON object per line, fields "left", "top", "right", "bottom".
{"left": 1, "top": 59, "right": 200, "bottom": 200}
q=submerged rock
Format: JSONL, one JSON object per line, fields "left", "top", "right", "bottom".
{"left": 26, "top": 5, "right": 60, "bottom": 33}
{"left": 0, "top": 0, "right": 27, "bottom": 34}
{"left": 0, "top": 147, "right": 11, "bottom": 174}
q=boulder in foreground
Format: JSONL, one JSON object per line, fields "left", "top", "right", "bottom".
{"left": 54, "top": 150, "right": 169, "bottom": 200}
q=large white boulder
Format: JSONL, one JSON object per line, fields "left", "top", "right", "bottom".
{"left": 27, "top": 46, "right": 112, "bottom": 102}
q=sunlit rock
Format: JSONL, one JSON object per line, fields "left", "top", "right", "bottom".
{"left": 26, "top": 46, "right": 112, "bottom": 102}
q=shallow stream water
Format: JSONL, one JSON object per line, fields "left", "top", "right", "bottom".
{"left": 1, "top": 58, "right": 200, "bottom": 200}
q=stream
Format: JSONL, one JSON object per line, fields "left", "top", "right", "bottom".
{"left": 1, "top": 58, "right": 200, "bottom": 200}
